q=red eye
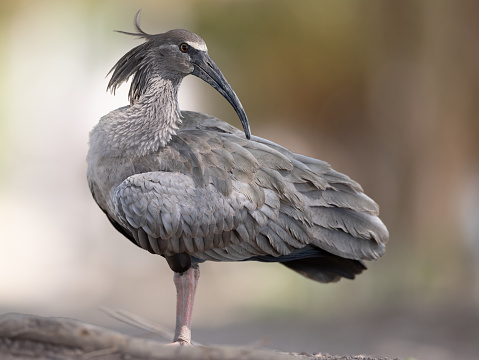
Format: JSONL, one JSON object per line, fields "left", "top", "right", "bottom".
{"left": 179, "top": 43, "right": 189, "bottom": 52}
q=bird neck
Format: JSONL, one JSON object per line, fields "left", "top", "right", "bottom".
{"left": 126, "top": 76, "right": 183, "bottom": 152}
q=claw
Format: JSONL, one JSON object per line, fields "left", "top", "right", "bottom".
{"left": 167, "top": 340, "right": 192, "bottom": 346}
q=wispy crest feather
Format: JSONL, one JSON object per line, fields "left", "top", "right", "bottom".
{"left": 115, "top": 10, "right": 153, "bottom": 40}
{"left": 107, "top": 10, "right": 155, "bottom": 105}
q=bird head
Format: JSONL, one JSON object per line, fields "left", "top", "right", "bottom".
{"left": 107, "top": 11, "right": 251, "bottom": 139}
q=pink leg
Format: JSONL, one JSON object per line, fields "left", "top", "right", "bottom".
{"left": 172, "top": 264, "right": 200, "bottom": 344}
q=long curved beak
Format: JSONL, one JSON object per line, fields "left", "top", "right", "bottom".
{"left": 191, "top": 51, "right": 251, "bottom": 139}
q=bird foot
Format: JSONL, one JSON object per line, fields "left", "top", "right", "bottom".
{"left": 167, "top": 340, "right": 192, "bottom": 346}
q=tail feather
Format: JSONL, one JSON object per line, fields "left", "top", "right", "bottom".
{"left": 282, "top": 255, "right": 367, "bottom": 283}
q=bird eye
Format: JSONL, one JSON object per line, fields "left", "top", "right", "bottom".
{"left": 179, "top": 43, "right": 189, "bottom": 53}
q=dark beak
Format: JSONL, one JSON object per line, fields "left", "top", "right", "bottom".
{"left": 191, "top": 51, "right": 251, "bottom": 139}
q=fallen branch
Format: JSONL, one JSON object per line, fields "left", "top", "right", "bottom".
{"left": 0, "top": 313, "right": 397, "bottom": 360}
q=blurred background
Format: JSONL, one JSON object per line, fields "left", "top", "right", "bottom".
{"left": 1, "top": 1, "right": 478, "bottom": 359}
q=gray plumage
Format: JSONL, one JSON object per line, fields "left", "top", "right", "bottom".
{"left": 89, "top": 106, "right": 387, "bottom": 276}
{"left": 87, "top": 12, "right": 388, "bottom": 343}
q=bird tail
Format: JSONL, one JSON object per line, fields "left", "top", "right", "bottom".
{"left": 281, "top": 255, "right": 367, "bottom": 283}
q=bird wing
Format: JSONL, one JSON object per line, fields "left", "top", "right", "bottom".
{"left": 112, "top": 112, "right": 388, "bottom": 263}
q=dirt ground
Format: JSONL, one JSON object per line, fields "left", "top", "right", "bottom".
{"left": 121, "top": 301, "right": 479, "bottom": 360}
{"left": 1, "top": 300, "right": 477, "bottom": 359}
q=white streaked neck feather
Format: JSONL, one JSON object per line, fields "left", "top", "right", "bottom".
{"left": 128, "top": 76, "right": 183, "bottom": 149}
{"left": 92, "top": 76, "right": 183, "bottom": 158}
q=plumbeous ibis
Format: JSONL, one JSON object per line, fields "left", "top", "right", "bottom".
{"left": 87, "top": 11, "right": 389, "bottom": 344}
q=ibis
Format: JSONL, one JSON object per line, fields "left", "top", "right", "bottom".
{"left": 87, "top": 11, "right": 389, "bottom": 345}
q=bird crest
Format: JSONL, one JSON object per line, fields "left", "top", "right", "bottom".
{"left": 115, "top": 10, "right": 154, "bottom": 40}
{"left": 107, "top": 11, "right": 159, "bottom": 105}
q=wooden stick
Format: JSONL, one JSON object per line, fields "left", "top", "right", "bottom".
{"left": 0, "top": 313, "right": 397, "bottom": 360}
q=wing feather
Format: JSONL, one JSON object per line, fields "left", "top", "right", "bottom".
{"left": 102, "top": 113, "right": 388, "bottom": 274}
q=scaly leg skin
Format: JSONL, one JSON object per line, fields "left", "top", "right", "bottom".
{"left": 171, "top": 264, "right": 200, "bottom": 345}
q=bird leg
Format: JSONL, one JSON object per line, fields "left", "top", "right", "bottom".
{"left": 172, "top": 264, "right": 200, "bottom": 345}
